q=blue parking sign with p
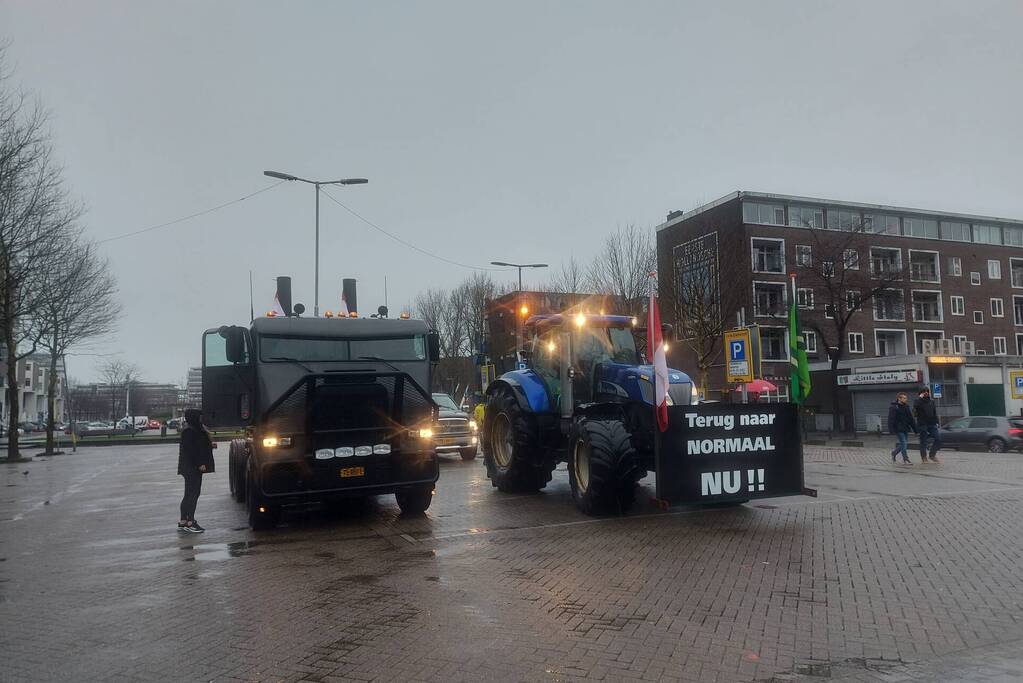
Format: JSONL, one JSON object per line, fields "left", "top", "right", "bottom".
{"left": 730, "top": 339, "right": 746, "bottom": 361}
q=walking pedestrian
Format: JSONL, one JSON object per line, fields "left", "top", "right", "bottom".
{"left": 887, "top": 392, "right": 916, "bottom": 465}
{"left": 913, "top": 387, "right": 941, "bottom": 463}
{"left": 177, "top": 408, "right": 215, "bottom": 533}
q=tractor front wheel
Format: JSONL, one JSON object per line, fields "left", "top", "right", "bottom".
{"left": 569, "top": 419, "right": 641, "bottom": 515}
{"left": 483, "top": 388, "right": 554, "bottom": 492}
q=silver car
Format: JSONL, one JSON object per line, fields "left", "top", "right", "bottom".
{"left": 939, "top": 416, "right": 1023, "bottom": 453}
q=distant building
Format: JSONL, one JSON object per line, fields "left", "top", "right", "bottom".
{"left": 70, "top": 382, "right": 182, "bottom": 421}
{"left": 0, "top": 353, "right": 67, "bottom": 424}
{"left": 187, "top": 367, "right": 202, "bottom": 407}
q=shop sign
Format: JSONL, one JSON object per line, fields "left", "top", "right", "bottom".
{"left": 837, "top": 370, "right": 919, "bottom": 386}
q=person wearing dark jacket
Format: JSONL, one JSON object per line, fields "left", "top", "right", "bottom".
{"left": 913, "top": 387, "right": 941, "bottom": 463}
{"left": 887, "top": 392, "right": 916, "bottom": 465}
{"left": 177, "top": 408, "right": 215, "bottom": 532}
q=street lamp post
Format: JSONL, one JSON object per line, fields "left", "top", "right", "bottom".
{"left": 264, "top": 170, "right": 368, "bottom": 317}
{"left": 490, "top": 261, "right": 548, "bottom": 365}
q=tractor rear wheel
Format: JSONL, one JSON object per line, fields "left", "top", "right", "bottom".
{"left": 483, "top": 388, "right": 554, "bottom": 492}
{"left": 569, "top": 419, "right": 641, "bottom": 515}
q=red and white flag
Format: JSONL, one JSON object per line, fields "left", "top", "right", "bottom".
{"left": 270, "top": 292, "right": 286, "bottom": 317}
{"left": 338, "top": 290, "right": 350, "bottom": 317}
{"left": 647, "top": 274, "right": 669, "bottom": 432}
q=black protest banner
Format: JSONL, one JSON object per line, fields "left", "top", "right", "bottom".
{"left": 654, "top": 403, "right": 804, "bottom": 505}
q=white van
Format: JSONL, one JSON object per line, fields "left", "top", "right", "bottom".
{"left": 116, "top": 416, "right": 149, "bottom": 431}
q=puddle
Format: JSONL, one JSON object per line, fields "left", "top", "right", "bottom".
{"left": 182, "top": 541, "right": 257, "bottom": 562}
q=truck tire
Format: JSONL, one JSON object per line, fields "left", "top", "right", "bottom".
{"left": 228, "top": 439, "right": 247, "bottom": 503}
{"left": 246, "top": 467, "right": 280, "bottom": 530}
{"left": 569, "top": 419, "right": 641, "bottom": 515}
{"left": 395, "top": 484, "right": 434, "bottom": 515}
{"left": 459, "top": 447, "right": 478, "bottom": 461}
{"left": 483, "top": 388, "right": 554, "bottom": 492}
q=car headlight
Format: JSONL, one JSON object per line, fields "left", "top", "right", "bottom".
{"left": 691, "top": 384, "right": 699, "bottom": 403}
{"left": 469, "top": 420, "right": 478, "bottom": 432}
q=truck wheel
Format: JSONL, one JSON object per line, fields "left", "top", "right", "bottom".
{"left": 395, "top": 485, "right": 434, "bottom": 515}
{"left": 569, "top": 419, "right": 641, "bottom": 515}
{"left": 459, "top": 447, "right": 478, "bottom": 461}
{"left": 246, "top": 468, "right": 280, "bottom": 530}
{"left": 483, "top": 388, "right": 554, "bottom": 492}
{"left": 229, "top": 440, "right": 247, "bottom": 503}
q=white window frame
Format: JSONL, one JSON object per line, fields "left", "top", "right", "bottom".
{"left": 824, "top": 302, "right": 835, "bottom": 319}
{"left": 950, "top": 295, "right": 965, "bottom": 316}
{"left": 970, "top": 271, "right": 982, "bottom": 286}
{"left": 795, "top": 245, "right": 812, "bottom": 267}
{"left": 846, "top": 289, "right": 862, "bottom": 312}
{"left": 1010, "top": 257, "right": 1023, "bottom": 289}
{"left": 847, "top": 332, "right": 865, "bottom": 354}
{"left": 872, "top": 288, "right": 906, "bottom": 322}
{"left": 843, "top": 248, "right": 859, "bottom": 270}
{"left": 796, "top": 287, "right": 814, "bottom": 309}
{"left": 913, "top": 329, "right": 945, "bottom": 355}
{"left": 910, "top": 289, "right": 944, "bottom": 323}
{"left": 908, "top": 249, "right": 941, "bottom": 284}
{"left": 750, "top": 237, "right": 786, "bottom": 274}
{"left": 952, "top": 335, "right": 968, "bottom": 353}
{"left": 991, "top": 298, "right": 1005, "bottom": 318}
{"left": 870, "top": 247, "right": 902, "bottom": 278}
{"left": 974, "top": 310, "right": 984, "bottom": 325}
{"left": 752, "top": 280, "right": 787, "bottom": 317}
{"left": 1016, "top": 333, "right": 1023, "bottom": 355}
{"left": 758, "top": 326, "right": 789, "bottom": 362}
{"left": 988, "top": 259, "right": 1002, "bottom": 280}
{"left": 994, "top": 336, "right": 1007, "bottom": 355}
{"left": 1014, "top": 295, "right": 1023, "bottom": 326}
{"left": 874, "top": 328, "right": 908, "bottom": 357}
{"left": 948, "top": 256, "right": 962, "bottom": 277}
{"left": 803, "top": 330, "right": 817, "bottom": 354}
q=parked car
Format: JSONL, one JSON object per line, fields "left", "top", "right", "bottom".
{"left": 115, "top": 416, "right": 149, "bottom": 431}
{"left": 147, "top": 419, "right": 161, "bottom": 429}
{"left": 939, "top": 416, "right": 1023, "bottom": 453}
{"left": 431, "top": 392, "right": 479, "bottom": 461}
{"left": 19, "top": 421, "right": 41, "bottom": 434}
{"left": 167, "top": 417, "right": 184, "bottom": 431}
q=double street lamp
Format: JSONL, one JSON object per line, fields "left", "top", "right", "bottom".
{"left": 490, "top": 261, "right": 548, "bottom": 364}
{"left": 264, "top": 170, "right": 368, "bottom": 317}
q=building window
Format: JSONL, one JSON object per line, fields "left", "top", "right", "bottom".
{"left": 848, "top": 332, "right": 864, "bottom": 353}
{"left": 1005, "top": 226, "right": 1023, "bottom": 247}
{"left": 843, "top": 249, "right": 859, "bottom": 270}
{"left": 864, "top": 213, "right": 900, "bottom": 235}
{"left": 950, "top": 295, "right": 965, "bottom": 316}
{"left": 940, "top": 221, "right": 971, "bottom": 241}
{"left": 904, "top": 217, "right": 939, "bottom": 239}
{"left": 988, "top": 260, "right": 1002, "bottom": 279}
{"left": 870, "top": 247, "right": 902, "bottom": 277}
{"left": 953, "top": 335, "right": 968, "bottom": 353}
{"left": 873, "top": 290, "right": 905, "bottom": 321}
{"left": 1015, "top": 296, "right": 1023, "bottom": 326}
{"left": 788, "top": 205, "right": 824, "bottom": 229}
{"left": 753, "top": 282, "right": 786, "bottom": 317}
{"left": 948, "top": 256, "right": 962, "bottom": 277}
{"left": 846, "top": 290, "right": 861, "bottom": 312}
{"left": 1011, "top": 258, "right": 1023, "bottom": 288}
{"left": 804, "top": 330, "right": 817, "bottom": 353}
{"left": 970, "top": 271, "right": 982, "bottom": 286}
{"left": 796, "top": 288, "right": 814, "bottom": 309}
{"left": 758, "top": 384, "right": 790, "bottom": 403}
{"left": 974, "top": 311, "right": 984, "bottom": 324}
{"left": 992, "top": 298, "right": 1005, "bottom": 318}
{"left": 914, "top": 331, "right": 943, "bottom": 354}
{"left": 875, "top": 330, "right": 906, "bottom": 356}
{"left": 909, "top": 250, "right": 940, "bottom": 283}
{"left": 822, "top": 260, "right": 835, "bottom": 277}
{"left": 760, "top": 327, "right": 787, "bottom": 361}
{"left": 751, "top": 238, "right": 784, "bottom": 273}
{"left": 827, "top": 208, "right": 862, "bottom": 231}
{"left": 795, "top": 245, "right": 812, "bottom": 267}
{"left": 911, "top": 291, "right": 942, "bottom": 323}
{"left": 1016, "top": 334, "right": 1023, "bottom": 355}
{"left": 743, "top": 202, "right": 785, "bottom": 226}
{"left": 973, "top": 224, "right": 1002, "bottom": 245}
{"left": 994, "top": 337, "right": 1008, "bottom": 355}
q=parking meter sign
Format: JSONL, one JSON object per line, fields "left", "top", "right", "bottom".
{"left": 724, "top": 329, "right": 754, "bottom": 383}
{"left": 932, "top": 383, "right": 943, "bottom": 399}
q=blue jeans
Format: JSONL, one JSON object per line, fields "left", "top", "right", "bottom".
{"left": 892, "top": 432, "right": 910, "bottom": 461}
{"left": 919, "top": 424, "right": 941, "bottom": 459}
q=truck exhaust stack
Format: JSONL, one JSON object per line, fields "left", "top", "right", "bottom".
{"left": 342, "top": 278, "right": 358, "bottom": 317}
{"left": 276, "top": 276, "right": 293, "bottom": 316}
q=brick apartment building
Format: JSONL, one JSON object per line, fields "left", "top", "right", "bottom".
{"left": 656, "top": 191, "right": 1023, "bottom": 431}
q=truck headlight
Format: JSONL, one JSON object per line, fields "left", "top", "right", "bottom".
{"left": 469, "top": 420, "right": 478, "bottom": 432}
{"left": 691, "top": 384, "right": 699, "bottom": 403}
{"left": 419, "top": 428, "right": 433, "bottom": 439}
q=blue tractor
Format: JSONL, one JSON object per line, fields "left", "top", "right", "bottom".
{"left": 482, "top": 312, "right": 697, "bottom": 514}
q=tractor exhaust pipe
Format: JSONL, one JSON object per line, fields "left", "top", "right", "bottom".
{"left": 275, "top": 276, "right": 293, "bottom": 316}
{"left": 342, "top": 278, "right": 358, "bottom": 317}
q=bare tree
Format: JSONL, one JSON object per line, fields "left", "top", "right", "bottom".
{"left": 547, "top": 257, "right": 586, "bottom": 294}
{"left": 675, "top": 264, "right": 741, "bottom": 394}
{"left": 587, "top": 224, "right": 656, "bottom": 316}
{"left": 455, "top": 272, "right": 495, "bottom": 358}
{"left": 37, "top": 240, "right": 121, "bottom": 453}
{"left": 0, "top": 52, "right": 80, "bottom": 460}
{"left": 98, "top": 357, "right": 139, "bottom": 422}
{"left": 413, "top": 288, "right": 466, "bottom": 359}
{"left": 791, "top": 220, "right": 905, "bottom": 431}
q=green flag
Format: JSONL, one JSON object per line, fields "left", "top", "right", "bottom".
{"left": 789, "top": 277, "right": 812, "bottom": 404}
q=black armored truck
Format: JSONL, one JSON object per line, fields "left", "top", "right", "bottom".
{"left": 202, "top": 279, "right": 441, "bottom": 529}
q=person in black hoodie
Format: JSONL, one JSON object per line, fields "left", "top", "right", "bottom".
{"left": 913, "top": 386, "right": 941, "bottom": 463}
{"left": 177, "top": 408, "right": 215, "bottom": 532}
{"left": 887, "top": 392, "right": 916, "bottom": 465}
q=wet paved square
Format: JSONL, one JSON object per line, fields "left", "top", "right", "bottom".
{"left": 2, "top": 444, "right": 1023, "bottom": 682}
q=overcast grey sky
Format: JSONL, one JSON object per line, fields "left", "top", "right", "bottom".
{"left": 2, "top": 1, "right": 1021, "bottom": 384}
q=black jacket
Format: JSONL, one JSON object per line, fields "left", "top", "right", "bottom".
{"left": 913, "top": 396, "right": 939, "bottom": 427}
{"left": 887, "top": 401, "right": 917, "bottom": 434}
{"left": 178, "top": 424, "right": 215, "bottom": 475}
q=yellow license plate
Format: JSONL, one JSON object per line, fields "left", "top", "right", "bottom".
{"left": 340, "top": 466, "right": 365, "bottom": 478}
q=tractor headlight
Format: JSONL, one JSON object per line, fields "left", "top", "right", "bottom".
{"left": 691, "top": 384, "right": 699, "bottom": 404}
